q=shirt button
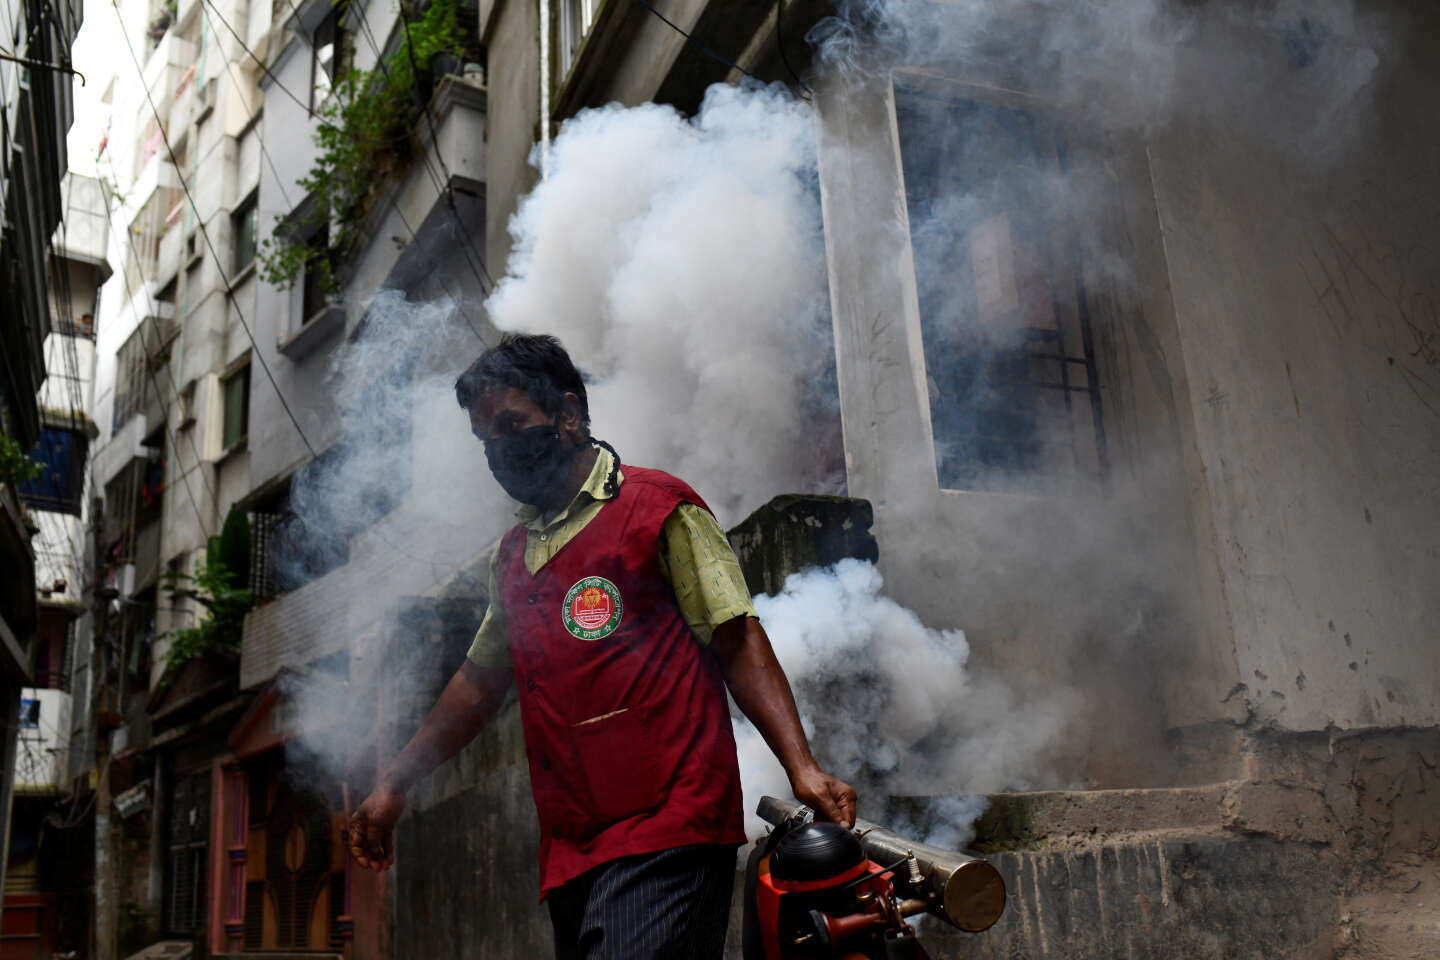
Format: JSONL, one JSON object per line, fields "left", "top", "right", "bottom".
{"left": 540, "top": 755, "right": 551, "bottom": 771}
{"left": 526, "top": 677, "right": 537, "bottom": 691}
{"left": 527, "top": 593, "right": 537, "bottom": 605}
{"left": 539, "top": 533, "right": 548, "bottom": 542}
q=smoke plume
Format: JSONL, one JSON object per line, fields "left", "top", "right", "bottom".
{"left": 274, "top": 0, "right": 1397, "bottom": 857}
{"left": 734, "top": 560, "right": 1074, "bottom": 843}
{"left": 483, "top": 84, "right": 841, "bottom": 524}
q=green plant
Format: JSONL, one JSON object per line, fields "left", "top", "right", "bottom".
{"left": 258, "top": 0, "right": 462, "bottom": 292}
{"left": 0, "top": 434, "right": 42, "bottom": 486}
{"left": 161, "top": 508, "right": 254, "bottom": 671}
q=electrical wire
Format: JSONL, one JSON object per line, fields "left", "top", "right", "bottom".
{"left": 198, "top": 0, "right": 493, "bottom": 338}
{"left": 632, "top": 0, "right": 756, "bottom": 82}
{"left": 199, "top": 5, "right": 294, "bottom": 212}
{"left": 93, "top": 177, "right": 213, "bottom": 540}
{"left": 97, "top": 153, "right": 220, "bottom": 518}
{"left": 111, "top": 0, "right": 318, "bottom": 460}
{"left": 774, "top": 0, "right": 813, "bottom": 101}
{"left": 344, "top": 0, "right": 497, "bottom": 313}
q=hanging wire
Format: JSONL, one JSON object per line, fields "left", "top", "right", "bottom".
{"left": 111, "top": 0, "right": 318, "bottom": 460}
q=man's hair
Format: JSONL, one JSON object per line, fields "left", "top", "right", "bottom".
{"left": 454, "top": 334, "right": 591, "bottom": 429}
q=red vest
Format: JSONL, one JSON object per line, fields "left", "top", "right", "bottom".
{"left": 497, "top": 465, "right": 747, "bottom": 897}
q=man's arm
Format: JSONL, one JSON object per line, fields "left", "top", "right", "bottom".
{"left": 349, "top": 660, "right": 511, "bottom": 870}
{"left": 712, "top": 615, "right": 857, "bottom": 828}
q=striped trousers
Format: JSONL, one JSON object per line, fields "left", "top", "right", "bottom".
{"left": 547, "top": 844, "right": 739, "bottom": 960}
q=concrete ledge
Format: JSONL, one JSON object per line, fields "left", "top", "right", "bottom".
{"left": 967, "top": 784, "right": 1233, "bottom": 851}
{"left": 924, "top": 832, "right": 1341, "bottom": 960}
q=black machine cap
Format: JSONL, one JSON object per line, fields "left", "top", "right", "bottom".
{"left": 769, "top": 822, "right": 865, "bottom": 883}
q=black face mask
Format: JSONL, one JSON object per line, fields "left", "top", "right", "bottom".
{"left": 484, "top": 419, "right": 577, "bottom": 506}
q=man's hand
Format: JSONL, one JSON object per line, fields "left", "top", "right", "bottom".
{"left": 790, "top": 762, "right": 858, "bottom": 829}
{"left": 348, "top": 783, "right": 406, "bottom": 872}
{"left": 713, "top": 616, "right": 860, "bottom": 829}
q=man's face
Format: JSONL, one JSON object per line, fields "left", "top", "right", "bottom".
{"left": 468, "top": 386, "right": 552, "bottom": 444}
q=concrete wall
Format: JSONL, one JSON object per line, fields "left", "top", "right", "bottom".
{"left": 1143, "top": 28, "right": 1440, "bottom": 733}
{"left": 482, "top": 0, "right": 542, "bottom": 271}
{"left": 249, "top": 22, "right": 347, "bottom": 492}
{"left": 812, "top": 2, "right": 1440, "bottom": 794}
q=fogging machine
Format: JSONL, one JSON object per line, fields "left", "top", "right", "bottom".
{"left": 743, "top": 796, "right": 1006, "bottom": 960}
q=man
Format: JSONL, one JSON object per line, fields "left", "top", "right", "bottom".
{"left": 349, "top": 334, "right": 856, "bottom": 958}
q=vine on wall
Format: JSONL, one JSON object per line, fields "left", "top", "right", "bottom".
{"left": 258, "top": 0, "right": 464, "bottom": 293}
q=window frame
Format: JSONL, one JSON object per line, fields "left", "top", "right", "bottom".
{"left": 310, "top": 7, "right": 340, "bottom": 113}
{"left": 220, "top": 358, "right": 251, "bottom": 453}
{"left": 886, "top": 69, "right": 1108, "bottom": 495}
{"left": 232, "top": 190, "right": 260, "bottom": 275}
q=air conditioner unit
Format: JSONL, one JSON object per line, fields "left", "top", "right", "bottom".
{"left": 195, "top": 76, "right": 217, "bottom": 124}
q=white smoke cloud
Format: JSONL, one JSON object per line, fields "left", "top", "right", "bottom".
{"left": 735, "top": 559, "right": 1076, "bottom": 843}
{"left": 276, "top": 0, "right": 1398, "bottom": 845}
{"left": 484, "top": 84, "right": 840, "bottom": 524}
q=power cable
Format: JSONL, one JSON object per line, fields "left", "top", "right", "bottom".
{"left": 199, "top": 6, "right": 294, "bottom": 211}
{"left": 199, "top": 0, "right": 492, "bottom": 338}
{"left": 111, "top": 0, "right": 318, "bottom": 460}
{"left": 98, "top": 152, "right": 219, "bottom": 516}
{"left": 774, "top": 0, "right": 813, "bottom": 101}
{"left": 341, "top": 0, "right": 497, "bottom": 312}
{"left": 94, "top": 174, "right": 213, "bottom": 540}
{"left": 195, "top": 0, "right": 416, "bottom": 149}
{"left": 632, "top": 0, "right": 757, "bottom": 83}
{"left": 394, "top": 14, "right": 497, "bottom": 298}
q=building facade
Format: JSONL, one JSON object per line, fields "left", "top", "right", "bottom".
{"left": 48, "top": 0, "right": 1440, "bottom": 958}
{"left": 0, "top": 0, "right": 85, "bottom": 951}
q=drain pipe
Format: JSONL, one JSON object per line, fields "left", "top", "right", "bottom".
{"left": 538, "top": 0, "right": 550, "bottom": 179}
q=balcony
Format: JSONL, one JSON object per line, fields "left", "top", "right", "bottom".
{"left": 94, "top": 413, "right": 153, "bottom": 487}
{"left": 372, "top": 76, "right": 488, "bottom": 292}
{"left": 14, "top": 689, "right": 71, "bottom": 794}
{"left": 141, "top": 32, "right": 197, "bottom": 116}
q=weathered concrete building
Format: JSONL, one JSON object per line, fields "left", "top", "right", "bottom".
{"left": 5, "top": 171, "right": 111, "bottom": 960}
{"left": 57, "top": 0, "right": 1438, "bottom": 958}
{"left": 0, "top": 0, "right": 85, "bottom": 946}
{"left": 378, "top": 0, "right": 1440, "bottom": 957}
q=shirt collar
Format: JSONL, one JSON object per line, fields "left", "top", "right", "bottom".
{"left": 515, "top": 444, "right": 622, "bottom": 531}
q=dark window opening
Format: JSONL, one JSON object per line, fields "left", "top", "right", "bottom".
{"left": 164, "top": 766, "right": 211, "bottom": 936}
{"left": 893, "top": 80, "right": 1106, "bottom": 492}
{"left": 301, "top": 222, "right": 331, "bottom": 323}
{"left": 311, "top": 9, "right": 340, "bottom": 111}
{"left": 221, "top": 363, "right": 250, "bottom": 450}
{"left": 233, "top": 192, "right": 259, "bottom": 274}
{"left": 247, "top": 475, "right": 350, "bottom": 601}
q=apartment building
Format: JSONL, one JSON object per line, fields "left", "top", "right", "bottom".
{"left": 391, "top": 1, "right": 1439, "bottom": 957}
{"left": 56, "top": 0, "right": 491, "bottom": 957}
{"left": 71, "top": 0, "right": 300, "bottom": 956}
{"left": 57, "top": 0, "right": 1440, "bottom": 958}
{"left": 0, "top": 0, "right": 85, "bottom": 951}
{"left": 2, "top": 172, "right": 110, "bottom": 960}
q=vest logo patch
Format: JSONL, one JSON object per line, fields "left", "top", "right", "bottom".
{"left": 562, "top": 577, "right": 624, "bottom": 640}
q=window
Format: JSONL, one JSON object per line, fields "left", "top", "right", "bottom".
{"left": 221, "top": 362, "right": 250, "bottom": 450}
{"left": 156, "top": 276, "right": 177, "bottom": 304}
{"left": 112, "top": 325, "right": 150, "bottom": 433}
{"left": 233, "top": 193, "right": 259, "bottom": 274}
{"left": 301, "top": 222, "right": 331, "bottom": 322}
{"left": 893, "top": 77, "right": 1105, "bottom": 492}
{"left": 311, "top": 9, "right": 340, "bottom": 110}
{"left": 178, "top": 379, "right": 197, "bottom": 429}
{"left": 558, "top": 0, "right": 597, "bottom": 79}
{"left": 165, "top": 767, "right": 211, "bottom": 936}
{"left": 184, "top": 259, "right": 204, "bottom": 316}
